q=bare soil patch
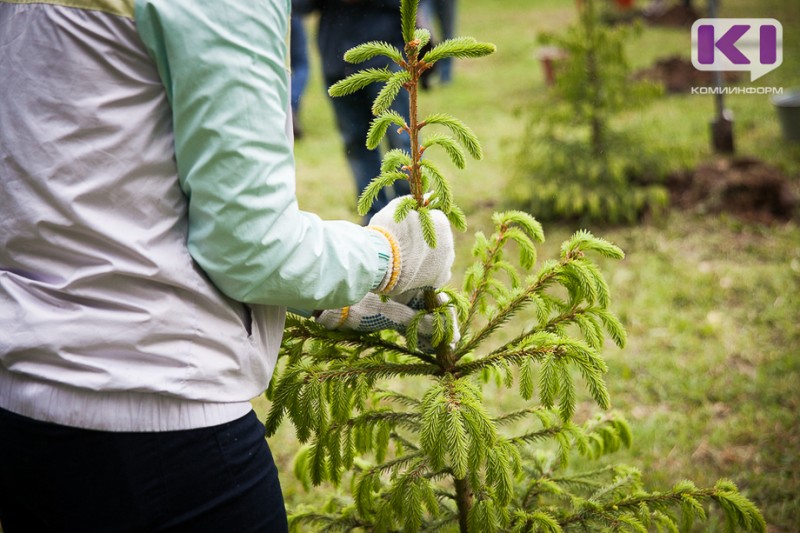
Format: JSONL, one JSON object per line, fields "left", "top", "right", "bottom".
{"left": 667, "top": 157, "right": 798, "bottom": 223}
{"left": 633, "top": 55, "right": 741, "bottom": 94}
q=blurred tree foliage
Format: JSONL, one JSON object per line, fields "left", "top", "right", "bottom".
{"left": 511, "top": 0, "right": 669, "bottom": 223}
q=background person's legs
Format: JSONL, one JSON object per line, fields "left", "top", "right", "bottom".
{"left": 421, "top": 0, "right": 457, "bottom": 84}
{"left": 327, "top": 74, "right": 412, "bottom": 221}
{"left": 290, "top": 14, "right": 310, "bottom": 138}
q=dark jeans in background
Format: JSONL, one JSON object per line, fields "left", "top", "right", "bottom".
{"left": 290, "top": 13, "right": 310, "bottom": 116}
{"left": 0, "top": 408, "right": 288, "bottom": 533}
{"left": 421, "top": 0, "right": 457, "bottom": 83}
{"left": 326, "top": 73, "right": 412, "bottom": 220}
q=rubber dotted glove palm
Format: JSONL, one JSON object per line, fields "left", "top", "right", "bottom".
{"left": 316, "top": 292, "right": 460, "bottom": 354}
{"left": 367, "top": 196, "right": 455, "bottom": 296}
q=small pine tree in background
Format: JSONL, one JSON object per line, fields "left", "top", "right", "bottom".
{"left": 509, "top": 0, "right": 668, "bottom": 223}
{"left": 265, "top": 1, "right": 765, "bottom": 530}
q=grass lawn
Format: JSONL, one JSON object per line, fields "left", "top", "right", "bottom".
{"left": 257, "top": 0, "right": 800, "bottom": 531}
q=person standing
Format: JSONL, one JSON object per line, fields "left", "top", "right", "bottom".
{"left": 0, "top": 1, "right": 454, "bottom": 531}
{"left": 421, "top": 0, "right": 457, "bottom": 84}
{"left": 290, "top": 12, "right": 310, "bottom": 138}
{"left": 294, "top": 0, "right": 413, "bottom": 221}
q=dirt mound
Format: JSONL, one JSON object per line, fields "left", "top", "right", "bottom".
{"left": 634, "top": 56, "right": 741, "bottom": 94}
{"left": 667, "top": 157, "right": 798, "bottom": 223}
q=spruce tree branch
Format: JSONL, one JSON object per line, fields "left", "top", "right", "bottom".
{"left": 341, "top": 411, "right": 421, "bottom": 431}
{"left": 377, "top": 389, "right": 423, "bottom": 407}
{"left": 421, "top": 513, "right": 459, "bottom": 532}
{"left": 311, "top": 362, "right": 442, "bottom": 382}
{"left": 286, "top": 322, "right": 437, "bottom": 364}
{"left": 390, "top": 432, "right": 420, "bottom": 451}
{"left": 509, "top": 425, "right": 566, "bottom": 446}
{"left": 521, "top": 478, "right": 571, "bottom": 509}
{"left": 454, "top": 345, "right": 555, "bottom": 377}
{"left": 365, "top": 338, "right": 438, "bottom": 365}
{"left": 402, "top": 24, "right": 457, "bottom": 374}
{"left": 550, "top": 465, "right": 624, "bottom": 487}
{"left": 587, "top": 472, "right": 640, "bottom": 503}
{"left": 557, "top": 485, "right": 760, "bottom": 530}
{"left": 521, "top": 482, "right": 540, "bottom": 509}
{"left": 485, "top": 305, "right": 591, "bottom": 358}
{"left": 353, "top": 334, "right": 439, "bottom": 364}
{"left": 405, "top": 43, "right": 424, "bottom": 205}
{"left": 364, "top": 450, "right": 427, "bottom": 476}
{"left": 463, "top": 230, "right": 507, "bottom": 332}
{"left": 522, "top": 465, "right": 626, "bottom": 508}
{"left": 423, "top": 471, "right": 456, "bottom": 494}
{"left": 456, "top": 269, "right": 561, "bottom": 358}
{"left": 493, "top": 407, "right": 550, "bottom": 426}
{"left": 289, "top": 513, "right": 375, "bottom": 532}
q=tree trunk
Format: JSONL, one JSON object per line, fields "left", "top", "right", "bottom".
{"left": 455, "top": 477, "right": 473, "bottom": 533}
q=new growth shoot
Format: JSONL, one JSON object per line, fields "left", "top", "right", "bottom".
{"left": 328, "top": 2, "right": 494, "bottom": 240}
{"left": 329, "top": 0, "right": 494, "bottom": 373}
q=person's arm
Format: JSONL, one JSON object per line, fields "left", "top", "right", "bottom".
{"left": 135, "top": 0, "right": 388, "bottom": 310}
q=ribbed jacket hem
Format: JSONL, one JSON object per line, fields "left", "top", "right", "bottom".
{"left": 0, "top": 366, "right": 252, "bottom": 432}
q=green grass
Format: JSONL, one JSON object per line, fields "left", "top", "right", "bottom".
{"left": 274, "top": 0, "right": 800, "bottom": 530}
{"left": 577, "top": 216, "right": 800, "bottom": 531}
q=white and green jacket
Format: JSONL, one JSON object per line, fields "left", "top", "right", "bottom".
{"left": 0, "top": 0, "right": 389, "bottom": 431}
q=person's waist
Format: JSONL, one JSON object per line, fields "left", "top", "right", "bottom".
{"left": 0, "top": 365, "right": 252, "bottom": 432}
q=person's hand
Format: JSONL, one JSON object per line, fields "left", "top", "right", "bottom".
{"left": 367, "top": 196, "right": 454, "bottom": 297}
{"left": 316, "top": 292, "right": 460, "bottom": 353}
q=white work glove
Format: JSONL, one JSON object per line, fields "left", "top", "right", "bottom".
{"left": 316, "top": 291, "right": 460, "bottom": 353}
{"left": 367, "top": 196, "right": 455, "bottom": 297}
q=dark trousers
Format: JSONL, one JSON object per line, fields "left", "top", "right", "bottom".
{"left": 421, "top": 0, "right": 457, "bottom": 82}
{"left": 326, "top": 72, "right": 412, "bottom": 220}
{"left": 0, "top": 407, "right": 288, "bottom": 533}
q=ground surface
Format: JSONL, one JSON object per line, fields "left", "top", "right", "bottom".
{"left": 634, "top": 55, "right": 742, "bottom": 94}
{"left": 668, "top": 157, "right": 797, "bottom": 223}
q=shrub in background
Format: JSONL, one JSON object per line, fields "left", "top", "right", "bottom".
{"left": 510, "top": 0, "right": 669, "bottom": 223}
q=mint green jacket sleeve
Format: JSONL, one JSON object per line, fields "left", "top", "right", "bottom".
{"left": 134, "top": 0, "right": 388, "bottom": 309}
